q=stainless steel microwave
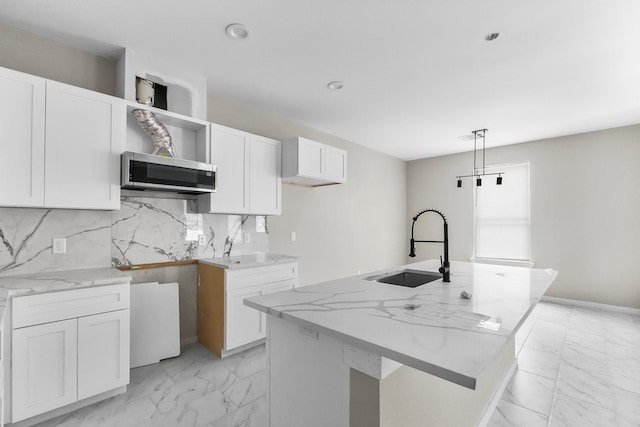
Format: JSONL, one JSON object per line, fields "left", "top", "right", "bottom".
{"left": 121, "top": 151, "right": 216, "bottom": 194}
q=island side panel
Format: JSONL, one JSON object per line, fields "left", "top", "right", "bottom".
{"left": 267, "top": 316, "right": 350, "bottom": 427}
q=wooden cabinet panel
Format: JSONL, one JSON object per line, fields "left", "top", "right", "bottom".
{"left": 12, "top": 319, "right": 78, "bottom": 422}
{"left": 197, "top": 264, "right": 225, "bottom": 357}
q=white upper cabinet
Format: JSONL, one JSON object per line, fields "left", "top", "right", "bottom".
{"left": 323, "top": 144, "right": 347, "bottom": 184}
{"left": 199, "top": 123, "right": 281, "bottom": 215}
{"left": 250, "top": 135, "right": 281, "bottom": 215}
{"left": 45, "top": 81, "right": 125, "bottom": 210}
{"left": 282, "top": 137, "right": 347, "bottom": 186}
{"left": 0, "top": 67, "right": 46, "bottom": 207}
{"left": 296, "top": 138, "right": 325, "bottom": 180}
{"left": 201, "top": 123, "right": 250, "bottom": 214}
{"left": 0, "top": 66, "right": 125, "bottom": 210}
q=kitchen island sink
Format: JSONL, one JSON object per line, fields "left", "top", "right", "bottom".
{"left": 376, "top": 269, "right": 441, "bottom": 287}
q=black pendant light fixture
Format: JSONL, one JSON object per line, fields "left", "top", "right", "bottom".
{"left": 456, "top": 129, "right": 504, "bottom": 188}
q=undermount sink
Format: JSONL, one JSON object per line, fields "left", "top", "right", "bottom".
{"left": 376, "top": 270, "right": 442, "bottom": 288}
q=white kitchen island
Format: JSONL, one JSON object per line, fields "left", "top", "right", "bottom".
{"left": 245, "top": 260, "right": 557, "bottom": 427}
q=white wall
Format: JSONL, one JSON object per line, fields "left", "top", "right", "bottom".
{"left": 408, "top": 125, "right": 640, "bottom": 309}
{"left": 0, "top": 21, "right": 116, "bottom": 95}
{"left": 208, "top": 93, "right": 408, "bottom": 285}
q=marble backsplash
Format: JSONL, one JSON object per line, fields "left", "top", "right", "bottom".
{"left": 0, "top": 197, "right": 269, "bottom": 276}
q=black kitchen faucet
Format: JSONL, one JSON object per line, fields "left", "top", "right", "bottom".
{"left": 409, "top": 209, "right": 450, "bottom": 282}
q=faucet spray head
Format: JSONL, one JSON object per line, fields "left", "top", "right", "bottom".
{"left": 409, "top": 238, "right": 416, "bottom": 257}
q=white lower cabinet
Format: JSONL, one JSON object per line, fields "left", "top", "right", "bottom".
{"left": 12, "top": 319, "right": 78, "bottom": 421}
{"left": 11, "top": 284, "right": 130, "bottom": 423}
{"left": 77, "top": 310, "right": 130, "bottom": 400}
{"left": 197, "top": 262, "right": 297, "bottom": 357}
{"left": 225, "top": 287, "right": 264, "bottom": 350}
{"left": 225, "top": 278, "right": 298, "bottom": 351}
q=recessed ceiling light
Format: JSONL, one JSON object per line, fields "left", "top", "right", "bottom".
{"left": 327, "top": 81, "right": 344, "bottom": 90}
{"left": 226, "top": 23, "right": 250, "bottom": 40}
{"left": 485, "top": 33, "right": 499, "bottom": 41}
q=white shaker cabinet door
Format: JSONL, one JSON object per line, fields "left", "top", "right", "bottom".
{"left": 297, "top": 137, "right": 325, "bottom": 180}
{"left": 249, "top": 136, "right": 281, "bottom": 215}
{"left": 77, "top": 309, "right": 130, "bottom": 400}
{"left": 226, "top": 286, "right": 264, "bottom": 350}
{"left": 12, "top": 319, "right": 78, "bottom": 422}
{"left": 44, "top": 81, "right": 125, "bottom": 210}
{"left": 201, "top": 124, "right": 250, "bottom": 214}
{"left": 0, "top": 67, "right": 46, "bottom": 207}
{"left": 323, "top": 145, "right": 347, "bottom": 184}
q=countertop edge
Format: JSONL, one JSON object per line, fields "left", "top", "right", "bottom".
{"left": 244, "top": 298, "right": 481, "bottom": 389}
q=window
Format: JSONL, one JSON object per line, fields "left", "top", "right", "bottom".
{"left": 474, "top": 162, "right": 530, "bottom": 261}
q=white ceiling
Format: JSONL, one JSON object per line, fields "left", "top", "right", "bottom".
{"left": 1, "top": 0, "right": 639, "bottom": 160}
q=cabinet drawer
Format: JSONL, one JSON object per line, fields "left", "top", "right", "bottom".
{"left": 226, "top": 263, "right": 298, "bottom": 290}
{"left": 12, "top": 283, "right": 130, "bottom": 329}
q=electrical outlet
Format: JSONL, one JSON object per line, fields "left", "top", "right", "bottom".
{"left": 52, "top": 238, "right": 66, "bottom": 254}
{"left": 291, "top": 231, "right": 296, "bottom": 242}
{"left": 198, "top": 234, "right": 206, "bottom": 246}
{"left": 244, "top": 232, "right": 251, "bottom": 243}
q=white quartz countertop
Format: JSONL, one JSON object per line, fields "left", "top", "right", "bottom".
{"left": 0, "top": 267, "right": 132, "bottom": 318}
{"left": 198, "top": 253, "right": 297, "bottom": 270}
{"left": 245, "top": 260, "right": 557, "bottom": 389}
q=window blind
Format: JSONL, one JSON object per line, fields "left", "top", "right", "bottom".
{"left": 474, "top": 162, "right": 530, "bottom": 261}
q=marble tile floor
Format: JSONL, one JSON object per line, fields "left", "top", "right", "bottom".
{"left": 34, "top": 300, "right": 640, "bottom": 427}
{"left": 35, "top": 343, "right": 268, "bottom": 427}
{"left": 488, "top": 301, "right": 640, "bottom": 427}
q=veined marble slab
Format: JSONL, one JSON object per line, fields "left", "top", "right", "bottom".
{"left": 245, "top": 260, "right": 557, "bottom": 389}
{"left": 0, "top": 207, "right": 111, "bottom": 276}
{"left": 199, "top": 253, "right": 297, "bottom": 270}
{"left": 112, "top": 197, "right": 269, "bottom": 266}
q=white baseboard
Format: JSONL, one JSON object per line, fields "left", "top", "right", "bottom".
{"left": 541, "top": 296, "right": 640, "bottom": 316}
